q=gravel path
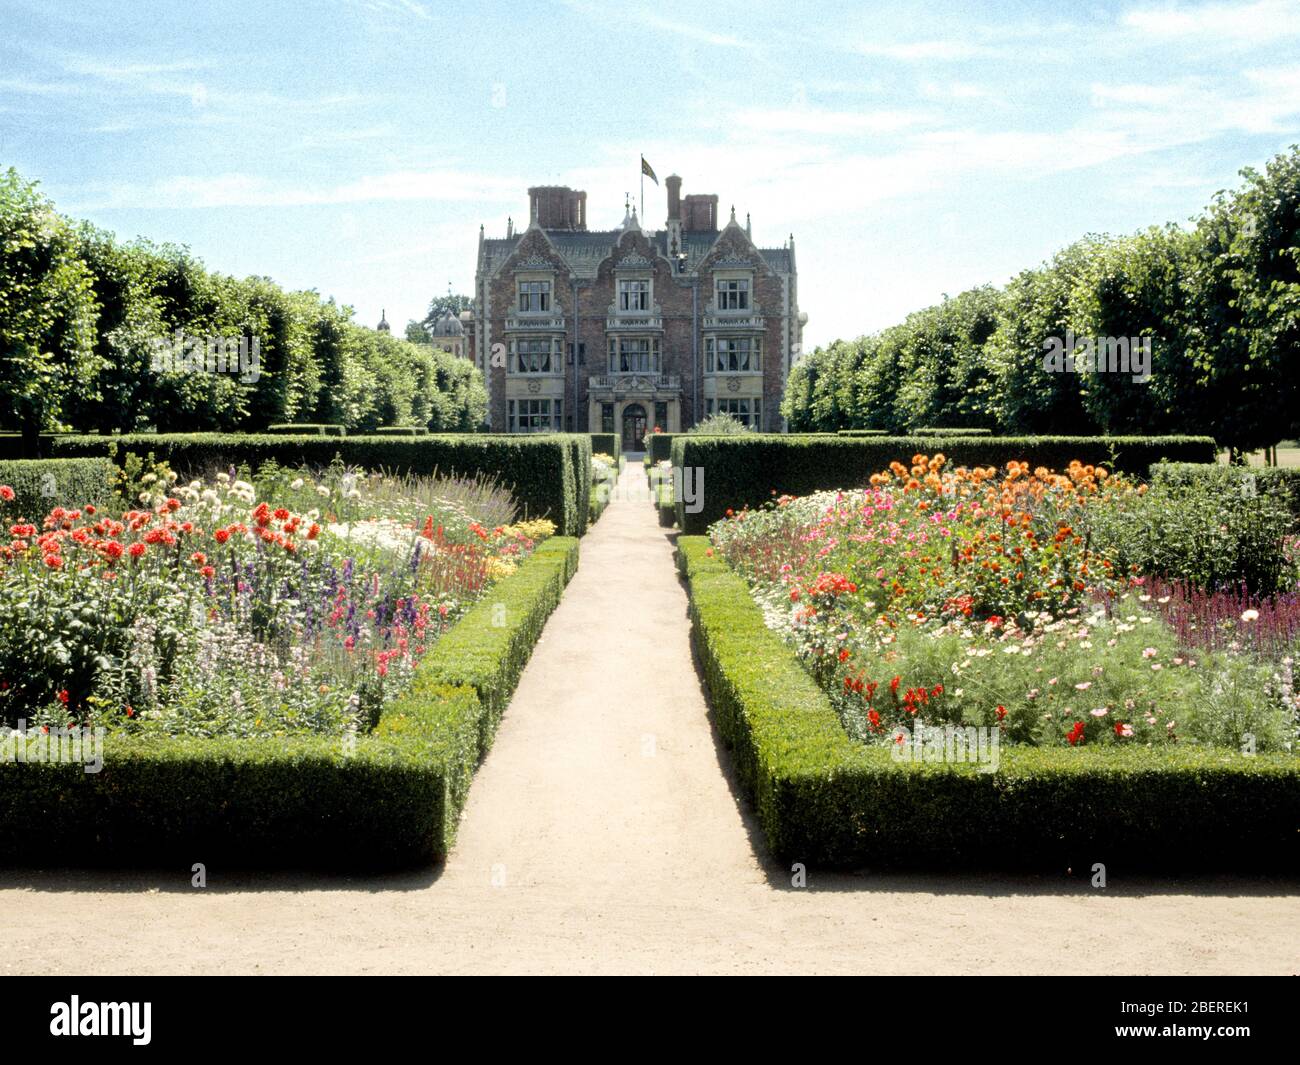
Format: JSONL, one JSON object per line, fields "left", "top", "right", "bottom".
{"left": 2, "top": 462, "right": 1295, "bottom": 975}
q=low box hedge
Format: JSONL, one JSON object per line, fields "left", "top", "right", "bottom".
{"left": 0, "top": 536, "right": 579, "bottom": 869}
{"left": 266, "top": 423, "right": 347, "bottom": 436}
{"left": 835, "top": 429, "right": 889, "bottom": 436}
{"left": 371, "top": 426, "right": 430, "bottom": 436}
{"left": 672, "top": 434, "right": 1219, "bottom": 533}
{"left": 45, "top": 432, "right": 585, "bottom": 536}
{"left": 676, "top": 536, "right": 1300, "bottom": 871}
{"left": 0, "top": 458, "right": 116, "bottom": 519}
{"left": 912, "top": 427, "right": 993, "bottom": 436}
{"left": 1151, "top": 462, "right": 1300, "bottom": 523}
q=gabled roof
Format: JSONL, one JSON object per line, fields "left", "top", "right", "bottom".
{"left": 480, "top": 228, "right": 793, "bottom": 280}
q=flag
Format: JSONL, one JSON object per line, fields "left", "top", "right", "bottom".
{"left": 641, "top": 156, "right": 658, "bottom": 185}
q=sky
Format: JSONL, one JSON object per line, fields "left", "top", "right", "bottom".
{"left": 2, "top": 0, "right": 1300, "bottom": 349}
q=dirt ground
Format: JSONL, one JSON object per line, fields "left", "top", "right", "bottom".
{"left": 2, "top": 464, "right": 1295, "bottom": 975}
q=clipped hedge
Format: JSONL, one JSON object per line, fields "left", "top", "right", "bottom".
{"left": 45, "top": 432, "right": 584, "bottom": 536}
{"left": 589, "top": 433, "right": 618, "bottom": 462}
{"left": 672, "top": 434, "right": 1218, "bottom": 534}
{"left": 836, "top": 429, "right": 889, "bottom": 437}
{"left": 677, "top": 537, "right": 1300, "bottom": 870}
{"left": 371, "top": 426, "right": 430, "bottom": 436}
{"left": 0, "top": 458, "right": 115, "bottom": 519}
{"left": 266, "top": 423, "right": 347, "bottom": 436}
{"left": 1151, "top": 462, "right": 1300, "bottom": 523}
{"left": 0, "top": 537, "right": 579, "bottom": 869}
{"left": 564, "top": 434, "right": 593, "bottom": 537}
{"left": 912, "top": 427, "right": 993, "bottom": 436}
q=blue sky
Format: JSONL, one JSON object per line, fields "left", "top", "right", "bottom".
{"left": 2, "top": 0, "right": 1299, "bottom": 348}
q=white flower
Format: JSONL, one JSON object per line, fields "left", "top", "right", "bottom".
{"left": 1090, "top": 707, "right": 1108, "bottom": 717}
{"left": 316, "top": 485, "right": 331, "bottom": 497}
{"left": 1241, "top": 609, "right": 1260, "bottom": 623}
{"left": 291, "top": 478, "right": 304, "bottom": 489}
{"left": 1142, "top": 647, "right": 1158, "bottom": 659}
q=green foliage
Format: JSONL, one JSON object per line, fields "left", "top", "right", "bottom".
{"left": 671, "top": 434, "right": 1218, "bottom": 533}
{"left": 0, "top": 540, "right": 578, "bottom": 868}
{"left": 1150, "top": 462, "right": 1300, "bottom": 523}
{"left": 0, "top": 169, "right": 100, "bottom": 451}
{"left": 0, "top": 458, "right": 114, "bottom": 518}
{"left": 782, "top": 146, "right": 1300, "bottom": 453}
{"left": 0, "top": 167, "right": 488, "bottom": 440}
{"left": 688, "top": 413, "right": 753, "bottom": 436}
{"left": 266, "top": 423, "right": 346, "bottom": 436}
{"left": 48, "top": 432, "right": 587, "bottom": 535}
{"left": 677, "top": 536, "right": 1300, "bottom": 870}
{"left": 1086, "top": 470, "right": 1299, "bottom": 594}
{"left": 912, "top": 427, "right": 993, "bottom": 436}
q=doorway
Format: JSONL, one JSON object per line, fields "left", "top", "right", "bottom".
{"left": 621, "top": 402, "right": 647, "bottom": 452}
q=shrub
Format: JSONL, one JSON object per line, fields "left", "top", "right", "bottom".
{"left": 44, "top": 433, "right": 585, "bottom": 535}
{"left": 371, "top": 426, "right": 431, "bottom": 436}
{"left": 687, "top": 413, "right": 753, "bottom": 436}
{"left": 676, "top": 536, "right": 1300, "bottom": 870}
{"left": 912, "top": 427, "right": 993, "bottom": 436}
{"left": 836, "top": 430, "right": 888, "bottom": 436}
{"left": 671, "top": 435, "right": 1218, "bottom": 533}
{"left": 266, "top": 424, "right": 347, "bottom": 436}
{"left": 0, "top": 537, "right": 579, "bottom": 868}
{"left": 1150, "top": 462, "right": 1300, "bottom": 525}
{"left": 1085, "top": 471, "right": 1298, "bottom": 594}
{"left": 0, "top": 458, "right": 114, "bottom": 519}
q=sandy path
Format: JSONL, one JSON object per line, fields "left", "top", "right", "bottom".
{"left": 1, "top": 461, "right": 1296, "bottom": 975}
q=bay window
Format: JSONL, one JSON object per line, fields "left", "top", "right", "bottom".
{"left": 509, "top": 337, "right": 555, "bottom": 373}
{"left": 705, "top": 336, "right": 761, "bottom": 373}
{"left": 508, "top": 398, "right": 562, "bottom": 432}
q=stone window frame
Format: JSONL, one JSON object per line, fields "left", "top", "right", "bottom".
{"left": 508, "top": 335, "right": 561, "bottom": 375}
{"left": 617, "top": 277, "right": 651, "bottom": 313}
{"left": 714, "top": 273, "right": 752, "bottom": 312}
{"left": 704, "top": 334, "right": 762, "bottom": 374}
{"left": 705, "top": 395, "right": 762, "bottom": 429}
{"left": 517, "top": 275, "right": 553, "bottom": 313}
{"left": 507, "top": 397, "right": 563, "bottom": 432}
{"left": 607, "top": 334, "right": 661, "bottom": 374}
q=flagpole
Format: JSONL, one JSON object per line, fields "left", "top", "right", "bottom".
{"left": 640, "top": 156, "right": 644, "bottom": 221}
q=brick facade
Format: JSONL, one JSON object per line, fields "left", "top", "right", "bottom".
{"left": 473, "top": 177, "right": 804, "bottom": 447}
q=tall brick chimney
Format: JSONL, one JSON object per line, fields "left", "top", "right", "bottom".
{"left": 682, "top": 193, "right": 718, "bottom": 233}
{"left": 665, "top": 174, "right": 682, "bottom": 221}
{"left": 528, "top": 185, "right": 588, "bottom": 230}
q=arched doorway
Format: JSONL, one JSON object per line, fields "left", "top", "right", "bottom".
{"left": 621, "top": 402, "right": 647, "bottom": 453}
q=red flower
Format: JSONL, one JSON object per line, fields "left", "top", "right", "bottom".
{"left": 104, "top": 541, "right": 124, "bottom": 560}
{"left": 214, "top": 528, "right": 231, "bottom": 545}
{"left": 57, "top": 689, "right": 69, "bottom": 704}
{"left": 84, "top": 505, "right": 96, "bottom": 515}
{"left": 890, "top": 676, "right": 901, "bottom": 694}
{"left": 200, "top": 565, "right": 216, "bottom": 579}
{"left": 128, "top": 542, "right": 147, "bottom": 558}
{"left": 273, "top": 508, "right": 290, "bottom": 521}
{"left": 0, "top": 486, "right": 13, "bottom": 502}
{"left": 838, "top": 648, "right": 850, "bottom": 663}
{"left": 1067, "top": 721, "right": 1086, "bottom": 746}
{"left": 307, "top": 523, "right": 320, "bottom": 540}
{"left": 191, "top": 552, "right": 206, "bottom": 565}
{"left": 996, "top": 705, "right": 1007, "bottom": 721}
{"left": 789, "top": 589, "right": 800, "bottom": 601}
{"left": 43, "top": 555, "right": 62, "bottom": 569}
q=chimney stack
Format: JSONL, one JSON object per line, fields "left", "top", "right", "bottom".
{"left": 666, "top": 174, "right": 682, "bottom": 221}
{"left": 527, "top": 185, "right": 588, "bottom": 231}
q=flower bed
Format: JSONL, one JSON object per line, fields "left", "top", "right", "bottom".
{"left": 0, "top": 463, "right": 578, "bottom": 868}
{"left": 684, "top": 452, "right": 1300, "bottom": 869}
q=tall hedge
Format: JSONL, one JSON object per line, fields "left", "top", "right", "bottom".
{"left": 44, "top": 432, "right": 584, "bottom": 535}
{"left": 672, "top": 434, "right": 1218, "bottom": 533}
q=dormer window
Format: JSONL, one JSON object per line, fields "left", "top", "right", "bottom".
{"left": 618, "top": 279, "right": 650, "bottom": 312}
{"left": 518, "top": 280, "right": 551, "bottom": 313}
{"left": 717, "top": 278, "right": 750, "bottom": 310}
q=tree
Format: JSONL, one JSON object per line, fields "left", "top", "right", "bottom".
{"left": 0, "top": 168, "right": 100, "bottom": 454}
{"left": 415, "top": 292, "right": 473, "bottom": 341}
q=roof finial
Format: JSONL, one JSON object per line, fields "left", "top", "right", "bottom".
{"left": 746, "top": 211, "right": 751, "bottom": 236}
{"left": 730, "top": 204, "right": 736, "bottom": 223}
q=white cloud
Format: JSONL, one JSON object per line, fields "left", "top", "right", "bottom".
{"left": 1121, "top": 0, "right": 1300, "bottom": 42}
{"left": 853, "top": 39, "right": 988, "bottom": 61}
